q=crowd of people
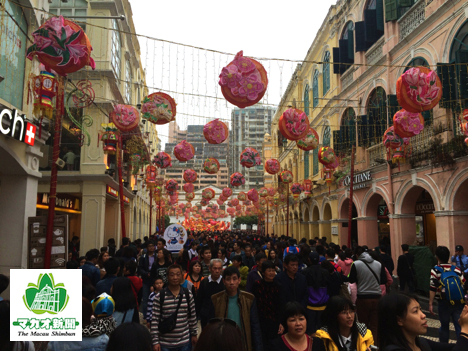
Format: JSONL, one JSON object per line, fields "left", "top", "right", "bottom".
{"left": 2, "top": 231, "right": 468, "bottom": 351}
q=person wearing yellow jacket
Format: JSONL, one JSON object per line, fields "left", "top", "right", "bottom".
{"left": 315, "top": 296, "right": 375, "bottom": 351}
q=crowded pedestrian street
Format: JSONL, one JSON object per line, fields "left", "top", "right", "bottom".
{"left": 1, "top": 0, "right": 468, "bottom": 350}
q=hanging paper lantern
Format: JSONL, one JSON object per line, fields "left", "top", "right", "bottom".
{"left": 185, "top": 192, "right": 195, "bottom": 202}
{"left": 265, "top": 159, "right": 280, "bottom": 175}
{"left": 183, "top": 169, "right": 198, "bottom": 183}
{"left": 174, "top": 140, "right": 195, "bottom": 162}
{"left": 203, "top": 158, "right": 220, "bottom": 174}
{"left": 153, "top": 186, "right": 162, "bottom": 197}
{"left": 280, "top": 170, "right": 293, "bottom": 184}
{"left": 111, "top": 104, "right": 140, "bottom": 132}
{"left": 32, "top": 69, "right": 58, "bottom": 120}
{"left": 318, "top": 147, "right": 336, "bottom": 166}
{"left": 267, "top": 187, "right": 276, "bottom": 197}
{"left": 392, "top": 146, "right": 407, "bottom": 164}
{"left": 383, "top": 126, "right": 403, "bottom": 150}
{"left": 202, "top": 188, "right": 215, "bottom": 200}
{"left": 230, "top": 172, "right": 246, "bottom": 187}
{"left": 165, "top": 179, "right": 179, "bottom": 193}
{"left": 27, "top": 16, "right": 95, "bottom": 76}
{"left": 239, "top": 147, "right": 262, "bottom": 168}
{"left": 146, "top": 165, "right": 157, "bottom": 189}
{"left": 141, "top": 92, "right": 176, "bottom": 125}
{"left": 244, "top": 200, "right": 252, "bottom": 206}
{"left": 396, "top": 67, "right": 442, "bottom": 113}
{"left": 296, "top": 127, "right": 319, "bottom": 151}
{"left": 290, "top": 183, "right": 303, "bottom": 199}
{"left": 279, "top": 108, "right": 310, "bottom": 141}
{"left": 219, "top": 194, "right": 228, "bottom": 202}
{"left": 222, "top": 188, "right": 233, "bottom": 198}
{"left": 218, "top": 50, "right": 268, "bottom": 108}
{"left": 101, "top": 123, "right": 118, "bottom": 155}
{"left": 237, "top": 192, "right": 247, "bottom": 201}
{"left": 231, "top": 198, "right": 239, "bottom": 206}
{"left": 393, "top": 109, "right": 424, "bottom": 138}
{"left": 236, "top": 205, "right": 242, "bottom": 211}
{"left": 259, "top": 188, "right": 269, "bottom": 198}
{"left": 461, "top": 122, "right": 468, "bottom": 136}
{"left": 153, "top": 152, "right": 172, "bottom": 169}
{"left": 203, "top": 119, "right": 229, "bottom": 144}
{"left": 217, "top": 198, "right": 225, "bottom": 206}
{"left": 303, "top": 180, "right": 313, "bottom": 196}
{"left": 183, "top": 183, "right": 194, "bottom": 193}
{"left": 247, "top": 189, "right": 259, "bottom": 202}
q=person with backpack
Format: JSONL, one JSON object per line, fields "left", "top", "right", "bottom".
{"left": 151, "top": 264, "right": 198, "bottom": 351}
{"left": 283, "top": 238, "right": 300, "bottom": 259}
{"left": 429, "top": 245, "right": 466, "bottom": 343}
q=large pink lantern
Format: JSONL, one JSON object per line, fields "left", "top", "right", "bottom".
{"left": 174, "top": 140, "right": 195, "bottom": 162}
{"left": 247, "top": 189, "right": 259, "bottom": 202}
{"left": 203, "top": 119, "right": 229, "bottom": 144}
{"left": 111, "top": 105, "right": 140, "bottom": 132}
{"left": 222, "top": 188, "right": 233, "bottom": 198}
{"left": 153, "top": 152, "right": 172, "bottom": 169}
{"left": 183, "top": 183, "right": 194, "bottom": 193}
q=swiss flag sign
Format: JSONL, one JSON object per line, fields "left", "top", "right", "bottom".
{"left": 24, "top": 123, "right": 36, "bottom": 146}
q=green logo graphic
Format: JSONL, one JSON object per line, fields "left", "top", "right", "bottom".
{"left": 23, "top": 273, "right": 69, "bottom": 314}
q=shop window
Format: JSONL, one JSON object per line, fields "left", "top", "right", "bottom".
{"left": 49, "top": 0, "right": 88, "bottom": 32}
{"left": 0, "top": 1, "right": 27, "bottom": 108}
{"left": 333, "top": 21, "right": 354, "bottom": 75}
{"left": 333, "top": 108, "right": 356, "bottom": 157}
{"left": 111, "top": 20, "right": 122, "bottom": 79}
{"left": 359, "top": 87, "right": 387, "bottom": 147}
{"left": 385, "top": 0, "right": 415, "bottom": 22}
{"left": 312, "top": 70, "right": 319, "bottom": 108}
{"left": 304, "top": 84, "right": 310, "bottom": 116}
{"left": 323, "top": 51, "right": 331, "bottom": 95}
{"left": 355, "top": 0, "right": 384, "bottom": 53}
{"left": 304, "top": 151, "right": 310, "bottom": 179}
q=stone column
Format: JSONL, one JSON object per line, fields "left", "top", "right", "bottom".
{"left": 390, "top": 214, "right": 416, "bottom": 264}
{"left": 81, "top": 181, "right": 106, "bottom": 254}
{"left": 308, "top": 222, "right": 313, "bottom": 240}
{"left": 332, "top": 219, "right": 348, "bottom": 246}
{"left": 434, "top": 210, "right": 468, "bottom": 250}
{"left": 356, "top": 216, "right": 379, "bottom": 249}
{"left": 318, "top": 220, "right": 331, "bottom": 242}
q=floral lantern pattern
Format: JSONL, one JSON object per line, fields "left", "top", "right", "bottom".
{"left": 26, "top": 16, "right": 95, "bottom": 76}
{"left": 296, "top": 127, "right": 319, "bottom": 151}
{"left": 393, "top": 109, "right": 424, "bottom": 138}
{"left": 203, "top": 119, "right": 229, "bottom": 144}
{"left": 259, "top": 187, "right": 269, "bottom": 198}
{"left": 146, "top": 165, "right": 157, "bottom": 189}
{"left": 265, "top": 159, "right": 280, "bottom": 175}
{"left": 240, "top": 147, "right": 262, "bottom": 168}
{"left": 383, "top": 126, "right": 404, "bottom": 150}
{"left": 231, "top": 198, "right": 240, "bottom": 206}
{"left": 111, "top": 104, "right": 140, "bottom": 132}
{"left": 222, "top": 188, "right": 233, "bottom": 198}
{"left": 100, "top": 123, "right": 118, "bottom": 155}
{"left": 267, "top": 187, "right": 276, "bottom": 196}
{"left": 238, "top": 192, "right": 247, "bottom": 201}
{"left": 141, "top": 92, "right": 176, "bottom": 125}
{"left": 280, "top": 170, "right": 293, "bottom": 184}
{"left": 230, "top": 172, "right": 246, "bottom": 187}
{"left": 32, "top": 69, "right": 58, "bottom": 120}
{"left": 173, "top": 140, "right": 195, "bottom": 162}
{"left": 203, "top": 158, "right": 220, "bottom": 174}
{"left": 165, "top": 179, "right": 179, "bottom": 194}
{"left": 153, "top": 152, "right": 172, "bottom": 169}
{"left": 396, "top": 67, "right": 442, "bottom": 113}
{"left": 290, "top": 183, "right": 303, "bottom": 199}
{"left": 247, "top": 189, "right": 259, "bottom": 202}
{"left": 217, "top": 198, "right": 225, "bottom": 206}
{"left": 318, "top": 147, "right": 336, "bottom": 166}
{"left": 303, "top": 180, "right": 313, "bottom": 196}
{"left": 202, "top": 188, "right": 215, "bottom": 200}
{"left": 183, "top": 183, "right": 194, "bottom": 193}
{"left": 218, "top": 51, "right": 268, "bottom": 108}
{"left": 185, "top": 192, "right": 195, "bottom": 202}
{"left": 279, "top": 108, "right": 310, "bottom": 141}
{"left": 183, "top": 169, "right": 198, "bottom": 183}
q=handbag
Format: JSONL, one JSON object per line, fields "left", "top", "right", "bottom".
{"left": 158, "top": 288, "right": 187, "bottom": 334}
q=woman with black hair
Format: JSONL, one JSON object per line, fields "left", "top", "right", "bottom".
{"left": 218, "top": 248, "right": 231, "bottom": 268}
{"left": 111, "top": 277, "right": 139, "bottom": 326}
{"left": 316, "top": 295, "right": 374, "bottom": 351}
{"left": 272, "top": 301, "right": 325, "bottom": 351}
{"left": 378, "top": 293, "right": 468, "bottom": 351}
{"left": 150, "top": 248, "right": 171, "bottom": 285}
{"left": 184, "top": 260, "right": 205, "bottom": 295}
{"left": 268, "top": 249, "right": 283, "bottom": 272}
{"left": 106, "top": 322, "right": 152, "bottom": 351}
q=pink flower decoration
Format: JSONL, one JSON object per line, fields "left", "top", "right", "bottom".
{"left": 174, "top": 140, "right": 194, "bottom": 161}
{"left": 203, "top": 119, "right": 228, "bottom": 144}
{"left": 233, "top": 51, "right": 256, "bottom": 74}
{"left": 219, "top": 65, "right": 241, "bottom": 88}
{"left": 283, "top": 109, "right": 308, "bottom": 137}
{"left": 222, "top": 188, "right": 233, "bottom": 197}
{"left": 237, "top": 73, "right": 265, "bottom": 101}
{"left": 403, "top": 68, "right": 441, "bottom": 106}
{"left": 183, "top": 183, "right": 194, "bottom": 193}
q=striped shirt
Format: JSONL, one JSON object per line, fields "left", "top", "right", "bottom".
{"left": 151, "top": 287, "right": 197, "bottom": 347}
{"left": 430, "top": 263, "right": 466, "bottom": 299}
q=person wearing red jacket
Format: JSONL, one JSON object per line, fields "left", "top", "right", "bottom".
{"left": 124, "top": 260, "right": 143, "bottom": 308}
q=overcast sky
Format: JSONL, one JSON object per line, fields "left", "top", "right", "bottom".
{"left": 131, "top": 0, "right": 337, "bottom": 148}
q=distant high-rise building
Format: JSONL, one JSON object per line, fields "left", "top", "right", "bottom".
{"left": 229, "top": 105, "right": 275, "bottom": 189}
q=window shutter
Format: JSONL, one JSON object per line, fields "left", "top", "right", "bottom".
{"left": 455, "top": 51, "right": 468, "bottom": 103}
{"left": 398, "top": 0, "right": 413, "bottom": 7}
{"left": 333, "top": 130, "right": 342, "bottom": 156}
{"left": 365, "top": 9, "right": 378, "bottom": 49}
{"left": 358, "top": 115, "right": 368, "bottom": 147}
{"left": 347, "top": 29, "right": 354, "bottom": 62}
{"left": 385, "top": 0, "right": 398, "bottom": 22}
{"left": 376, "top": 0, "right": 385, "bottom": 33}
{"left": 355, "top": 22, "right": 367, "bottom": 52}
{"left": 339, "top": 39, "right": 349, "bottom": 74}
{"left": 437, "top": 63, "right": 456, "bottom": 108}
{"left": 333, "top": 47, "right": 340, "bottom": 74}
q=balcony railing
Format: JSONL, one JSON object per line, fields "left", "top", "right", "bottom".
{"left": 399, "top": 0, "right": 426, "bottom": 41}
{"left": 368, "top": 143, "right": 387, "bottom": 167}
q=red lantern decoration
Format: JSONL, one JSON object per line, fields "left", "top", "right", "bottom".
{"left": 153, "top": 152, "right": 172, "bottom": 169}
{"left": 303, "top": 180, "right": 312, "bottom": 196}
{"left": 280, "top": 170, "right": 293, "bottom": 184}
{"left": 203, "top": 158, "right": 220, "bottom": 174}
{"left": 383, "top": 126, "right": 404, "bottom": 150}
{"left": 218, "top": 51, "right": 268, "bottom": 108}
{"left": 296, "top": 127, "right": 319, "bottom": 151}
{"left": 32, "top": 69, "right": 59, "bottom": 120}
{"left": 203, "top": 119, "right": 229, "bottom": 144}
{"left": 174, "top": 140, "right": 195, "bottom": 162}
{"left": 265, "top": 159, "right": 280, "bottom": 175}
{"left": 230, "top": 172, "right": 246, "bottom": 187}
{"left": 27, "top": 16, "right": 95, "bottom": 76}
{"left": 231, "top": 198, "right": 240, "bottom": 206}
{"left": 183, "top": 169, "right": 198, "bottom": 183}
{"left": 141, "top": 92, "right": 176, "bottom": 125}
{"left": 202, "top": 188, "right": 215, "bottom": 200}
{"left": 279, "top": 108, "right": 310, "bottom": 141}
{"left": 247, "top": 189, "right": 259, "bottom": 202}
{"left": 185, "top": 192, "right": 195, "bottom": 202}
{"left": 318, "top": 147, "right": 336, "bottom": 166}
{"left": 238, "top": 192, "right": 247, "bottom": 201}
{"left": 259, "top": 187, "right": 269, "bottom": 198}
{"left": 393, "top": 109, "right": 424, "bottom": 138}
{"left": 101, "top": 123, "right": 118, "bottom": 155}
{"left": 290, "top": 183, "right": 303, "bottom": 199}
{"left": 323, "top": 168, "right": 334, "bottom": 186}
{"left": 146, "top": 165, "right": 157, "bottom": 189}
{"left": 267, "top": 187, "right": 276, "bottom": 197}
{"left": 222, "top": 188, "right": 233, "bottom": 198}
{"left": 111, "top": 104, "right": 140, "bottom": 132}
{"left": 396, "top": 67, "right": 442, "bottom": 113}
{"left": 165, "top": 179, "right": 179, "bottom": 193}
{"left": 240, "top": 147, "right": 261, "bottom": 168}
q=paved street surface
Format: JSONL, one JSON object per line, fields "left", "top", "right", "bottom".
{"left": 418, "top": 297, "right": 457, "bottom": 343}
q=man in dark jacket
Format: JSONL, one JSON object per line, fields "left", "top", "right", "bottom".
{"left": 212, "top": 266, "right": 263, "bottom": 351}
{"left": 379, "top": 245, "right": 395, "bottom": 276}
{"left": 95, "top": 258, "right": 119, "bottom": 296}
{"left": 79, "top": 249, "right": 101, "bottom": 286}
{"left": 138, "top": 240, "right": 156, "bottom": 315}
{"left": 274, "top": 253, "right": 307, "bottom": 307}
{"left": 246, "top": 253, "right": 267, "bottom": 293}
{"left": 397, "top": 243, "right": 415, "bottom": 293}
{"left": 196, "top": 259, "right": 224, "bottom": 328}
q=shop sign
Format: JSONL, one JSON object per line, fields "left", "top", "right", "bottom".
{"left": 38, "top": 193, "right": 80, "bottom": 211}
{"left": 123, "top": 195, "right": 130, "bottom": 204}
{"left": 415, "top": 201, "right": 435, "bottom": 215}
{"left": 106, "top": 185, "right": 118, "bottom": 198}
{"left": 343, "top": 171, "right": 372, "bottom": 190}
{"left": 331, "top": 225, "right": 338, "bottom": 235}
{"left": 378, "top": 205, "right": 389, "bottom": 219}
{"left": 0, "top": 108, "right": 37, "bottom": 146}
